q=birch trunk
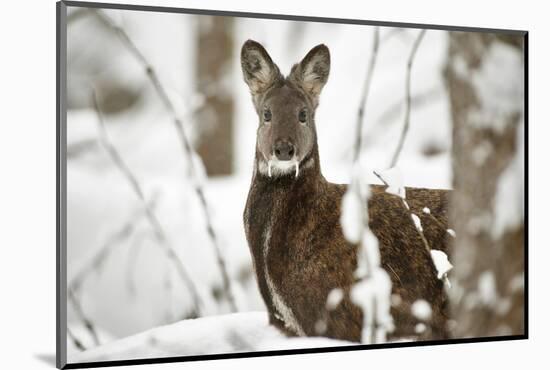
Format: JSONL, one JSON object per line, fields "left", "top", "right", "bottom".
{"left": 445, "top": 32, "right": 525, "bottom": 338}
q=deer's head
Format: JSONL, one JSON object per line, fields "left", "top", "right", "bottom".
{"left": 241, "top": 40, "right": 330, "bottom": 178}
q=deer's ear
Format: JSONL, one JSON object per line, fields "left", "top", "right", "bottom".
{"left": 289, "top": 44, "right": 330, "bottom": 100}
{"left": 241, "top": 40, "right": 280, "bottom": 95}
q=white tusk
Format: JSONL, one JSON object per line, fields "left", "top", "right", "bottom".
{"left": 295, "top": 162, "right": 299, "bottom": 178}
{"left": 268, "top": 161, "right": 272, "bottom": 178}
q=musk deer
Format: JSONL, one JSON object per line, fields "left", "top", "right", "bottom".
{"left": 241, "top": 40, "right": 452, "bottom": 342}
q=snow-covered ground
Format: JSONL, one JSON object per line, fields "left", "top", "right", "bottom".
{"left": 66, "top": 7, "right": 452, "bottom": 362}
{"left": 71, "top": 312, "right": 352, "bottom": 363}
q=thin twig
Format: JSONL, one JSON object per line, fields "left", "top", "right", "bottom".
{"left": 68, "top": 288, "right": 100, "bottom": 347}
{"left": 67, "top": 202, "right": 155, "bottom": 350}
{"left": 68, "top": 200, "right": 154, "bottom": 293}
{"left": 426, "top": 213, "right": 449, "bottom": 233}
{"left": 353, "top": 27, "right": 380, "bottom": 163}
{"left": 125, "top": 231, "right": 150, "bottom": 297}
{"left": 372, "top": 170, "right": 389, "bottom": 187}
{"left": 92, "top": 9, "right": 238, "bottom": 312}
{"left": 372, "top": 172, "right": 432, "bottom": 259}
{"left": 389, "top": 30, "right": 426, "bottom": 168}
{"left": 386, "top": 263, "right": 403, "bottom": 287}
{"left": 92, "top": 88, "right": 203, "bottom": 315}
{"left": 372, "top": 171, "right": 438, "bottom": 278}
{"left": 67, "top": 327, "right": 86, "bottom": 351}
{"left": 373, "top": 170, "right": 449, "bottom": 236}
{"left": 409, "top": 211, "right": 432, "bottom": 255}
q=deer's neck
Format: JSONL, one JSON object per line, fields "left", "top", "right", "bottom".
{"left": 245, "top": 144, "right": 325, "bottom": 236}
{"left": 252, "top": 144, "right": 323, "bottom": 200}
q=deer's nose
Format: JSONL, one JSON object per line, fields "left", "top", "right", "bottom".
{"left": 273, "top": 141, "right": 295, "bottom": 161}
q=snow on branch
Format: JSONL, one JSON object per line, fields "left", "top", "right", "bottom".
{"left": 373, "top": 168, "right": 453, "bottom": 287}
{"left": 370, "top": 28, "right": 454, "bottom": 292}
{"left": 90, "top": 9, "right": 238, "bottom": 312}
{"left": 340, "top": 27, "right": 394, "bottom": 344}
{"left": 389, "top": 30, "right": 426, "bottom": 168}
{"left": 92, "top": 89, "right": 204, "bottom": 315}
{"left": 430, "top": 250, "right": 453, "bottom": 282}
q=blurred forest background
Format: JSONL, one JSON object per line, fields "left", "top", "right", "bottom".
{"left": 65, "top": 6, "right": 524, "bottom": 360}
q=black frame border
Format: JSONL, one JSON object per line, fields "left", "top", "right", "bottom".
{"left": 56, "top": 1, "right": 529, "bottom": 369}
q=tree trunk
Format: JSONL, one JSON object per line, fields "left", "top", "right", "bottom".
{"left": 195, "top": 16, "right": 234, "bottom": 176}
{"left": 445, "top": 31, "right": 525, "bottom": 338}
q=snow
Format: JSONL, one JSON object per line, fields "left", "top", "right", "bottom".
{"left": 411, "top": 299, "right": 432, "bottom": 321}
{"left": 375, "top": 167, "right": 406, "bottom": 199}
{"left": 390, "top": 294, "right": 402, "bottom": 307}
{"left": 422, "top": 207, "right": 431, "bottom": 214}
{"left": 411, "top": 213, "right": 423, "bottom": 232}
{"left": 326, "top": 288, "right": 344, "bottom": 310}
{"left": 70, "top": 312, "right": 351, "bottom": 363}
{"left": 357, "top": 229, "right": 383, "bottom": 277}
{"left": 340, "top": 188, "right": 364, "bottom": 244}
{"left": 471, "top": 140, "right": 493, "bottom": 167}
{"left": 415, "top": 323, "right": 427, "bottom": 334}
{"left": 492, "top": 119, "right": 524, "bottom": 239}
{"left": 478, "top": 271, "right": 498, "bottom": 306}
{"left": 430, "top": 249, "right": 453, "bottom": 283}
{"left": 351, "top": 268, "right": 394, "bottom": 343}
{"left": 446, "top": 229, "right": 456, "bottom": 238}
{"left": 469, "top": 41, "right": 524, "bottom": 134}
{"left": 474, "top": 271, "right": 515, "bottom": 316}
{"left": 343, "top": 160, "right": 393, "bottom": 344}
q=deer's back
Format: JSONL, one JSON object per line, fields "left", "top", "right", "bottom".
{"left": 244, "top": 179, "right": 452, "bottom": 341}
{"left": 368, "top": 184, "right": 451, "bottom": 339}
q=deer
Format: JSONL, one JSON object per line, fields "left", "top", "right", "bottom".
{"left": 241, "top": 39, "right": 452, "bottom": 343}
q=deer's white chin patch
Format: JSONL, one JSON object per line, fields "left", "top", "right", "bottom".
{"left": 258, "top": 158, "right": 300, "bottom": 178}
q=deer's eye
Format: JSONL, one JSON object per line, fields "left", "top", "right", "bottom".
{"left": 263, "top": 109, "right": 272, "bottom": 123}
{"left": 298, "top": 109, "right": 307, "bottom": 124}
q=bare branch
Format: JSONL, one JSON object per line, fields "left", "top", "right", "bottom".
{"left": 125, "top": 231, "right": 150, "bottom": 297}
{"left": 68, "top": 201, "right": 152, "bottom": 293}
{"left": 353, "top": 27, "right": 380, "bottom": 163}
{"left": 92, "top": 9, "right": 238, "bottom": 312}
{"left": 372, "top": 170, "right": 389, "bottom": 187}
{"left": 372, "top": 171, "right": 433, "bottom": 261}
{"left": 68, "top": 288, "right": 100, "bottom": 347}
{"left": 67, "top": 139, "right": 98, "bottom": 159}
{"left": 373, "top": 170, "right": 448, "bottom": 236}
{"left": 92, "top": 89, "right": 203, "bottom": 315}
{"left": 67, "top": 327, "right": 86, "bottom": 351}
{"left": 389, "top": 30, "right": 427, "bottom": 168}
{"left": 372, "top": 171, "right": 431, "bottom": 253}
{"left": 67, "top": 198, "right": 157, "bottom": 350}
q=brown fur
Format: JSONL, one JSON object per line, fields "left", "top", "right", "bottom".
{"left": 241, "top": 40, "right": 451, "bottom": 342}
